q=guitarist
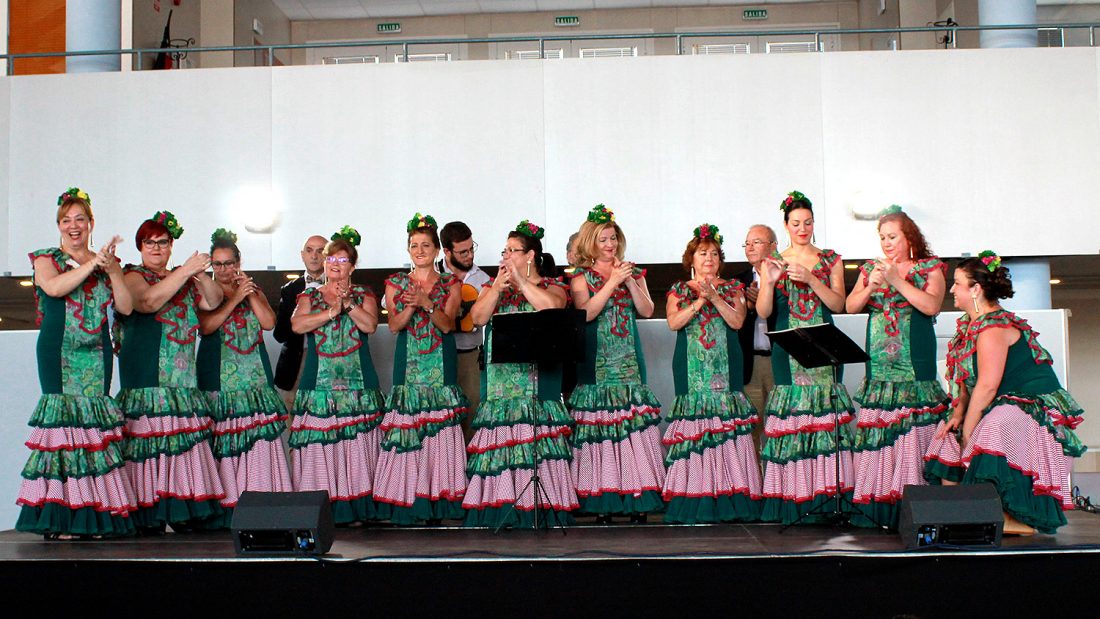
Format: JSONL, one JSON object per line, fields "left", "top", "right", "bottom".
{"left": 438, "top": 221, "right": 490, "bottom": 442}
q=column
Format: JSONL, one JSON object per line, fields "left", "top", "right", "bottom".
{"left": 66, "top": 0, "right": 121, "bottom": 72}
{"left": 978, "top": 0, "right": 1037, "bottom": 49}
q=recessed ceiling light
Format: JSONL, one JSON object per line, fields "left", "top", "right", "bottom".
{"left": 844, "top": 263, "right": 858, "bottom": 270}
{"left": 1049, "top": 278, "right": 1062, "bottom": 285}
{"left": 19, "top": 280, "right": 33, "bottom": 287}
{"left": 286, "top": 273, "right": 300, "bottom": 280}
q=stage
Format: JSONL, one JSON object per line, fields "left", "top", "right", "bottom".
{"left": 3, "top": 510, "right": 1099, "bottom": 617}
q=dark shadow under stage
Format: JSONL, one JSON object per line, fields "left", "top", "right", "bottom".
{"left": 4, "top": 511, "right": 1100, "bottom": 617}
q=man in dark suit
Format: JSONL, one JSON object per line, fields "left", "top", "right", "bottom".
{"left": 736, "top": 224, "right": 778, "bottom": 452}
{"left": 273, "top": 234, "right": 327, "bottom": 408}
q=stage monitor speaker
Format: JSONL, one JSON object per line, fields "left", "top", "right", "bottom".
{"left": 898, "top": 483, "right": 1003, "bottom": 549}
{"left": 231, "top": 491, "right": 334, "bottom": 556}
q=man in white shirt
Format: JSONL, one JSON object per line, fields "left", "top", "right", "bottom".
{"left": 736, "top": 225, "right": 778, "bottom": 452}
{"left": 437, "top": 221, "right": 490, "bottom": 442}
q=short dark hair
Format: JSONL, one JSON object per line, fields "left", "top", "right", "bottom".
{"left": 440, "top": 221, "right": 472, "bottom": 251}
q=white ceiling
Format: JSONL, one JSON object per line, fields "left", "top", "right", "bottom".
{"left": 271, "top": 0, "right": 821, "bottom": 21}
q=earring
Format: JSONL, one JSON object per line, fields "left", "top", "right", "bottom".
{"left": 526, "top": 260, "right": 532, "bottom": 277}
{"left": 971, "top": 294, "right": 980, "bottom": 315}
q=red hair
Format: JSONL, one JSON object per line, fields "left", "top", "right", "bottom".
{"left": 135, "top": 220, "right": 171, "bottom": 250}
{"left": 878, "top": 212, "right": 932, "bottom": 260}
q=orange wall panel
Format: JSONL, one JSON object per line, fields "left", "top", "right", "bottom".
{"left": 9, "top": 0, "right": 67, "bottom": 75}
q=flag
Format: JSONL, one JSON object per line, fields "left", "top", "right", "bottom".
{"left": 153, "top": 10, "right": 173, "bottom": 70}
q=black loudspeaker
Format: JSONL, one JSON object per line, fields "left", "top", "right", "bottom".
{"left": 231, "top": 491, "right": 334, "bottom": 556}
{"left": 898, "top": 483, "right": 1003, "bottom": 549}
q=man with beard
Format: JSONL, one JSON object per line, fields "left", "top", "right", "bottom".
{"left": 273, "top": 234, "right": 327, "bottom": 409}
{"left": 437, "top": 221, "right": 490, "bottom": 442}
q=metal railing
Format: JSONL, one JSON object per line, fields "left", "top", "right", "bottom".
{"left": 3, "top": 22, "right": 1098, "bottom": 74}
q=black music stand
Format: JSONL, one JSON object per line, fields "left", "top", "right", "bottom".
{"left": 489, "top": 308, "right": 585, "bottom": 533}
{"left": 766, "top": 323, "right": 883, "bottom": 530}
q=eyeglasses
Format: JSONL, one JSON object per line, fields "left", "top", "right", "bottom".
{"left": 211, "top": 260, "right": 238, "bottom": 269}
{"left": 142, "top": 239, "right": 171, "bottom": 249}
{"left": 325, "top": 256, "right": 351, "bottom": 264}
{"left": 452, "top": 242, "right": 478, "bottom": 258}
{"left": 741, "top": 240, "right": 773, "bottom": 248}
{"left": 500, "top": 247, "right": 526, "bottom": 257}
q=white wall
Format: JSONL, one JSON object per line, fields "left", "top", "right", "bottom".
{"left": 4, "top": 48, "right": 1100, "bottom": 275}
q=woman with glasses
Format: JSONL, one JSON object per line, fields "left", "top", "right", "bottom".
{"left": 196, "top": 228, "right": 290, "bottom": 527}
{"left": 462, "top": 220, "right": 579, "bottom": 528}
{"left": 844, "top": 207, "right": 950, "bottom": 529}
{"left": 287, "top": 227, "right": 386, "bottom": 524}
{"left": 755, "top": 191, "right": 854, "bottom": 525}
{"left": 16, "top": 188, "right": 136, "bottom": 539}
{"left": 374, "top": 214, "right": 470, "bottom": 525}
{"left": 569, "top": 204, "right": 664, "bottom": 524}
{"left": 116, "top": 211, "right": 227, "bottom": 533}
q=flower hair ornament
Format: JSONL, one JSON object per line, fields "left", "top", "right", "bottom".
{"left": 586, "top": 203, "right": 615, "bottom": 225}
{"left": 878, "top": 204, "right": 903, "bottom": 218}
{"left": 210, "top": 228, "right": 238, "bottom": 245}
{"left": 692, "top": 223, "right": 723, "bottom": 246}
{"left": 781, "top": 190, "right": 811, "bottom": 211}
{"left": 515, "top": 219, "right": 545, "bottom": 240}
{"left": 58, "top": 187, "right": 91, "bottom": 207}
{"left": 331, "top": 225, "right": 362, "bottom": 247}
{"left": 978, "top": 250, "right": 1001, "bottom": 272}
{"left": 406, "top": 213, "right": 438, "bottom": 233}
{"left": 151, "top": 210, "right": 184, "bottom": 239}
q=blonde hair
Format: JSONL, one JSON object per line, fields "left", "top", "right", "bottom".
{"left": 576, "top": 221, "right": 626, "bottom": 266}
{"left": 55, "top": 197, "right": 93, "bottom": 224}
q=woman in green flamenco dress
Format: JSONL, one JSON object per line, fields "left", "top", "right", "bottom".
{"left": 116, "top": 211, "right": 227, "bottom": 533}
{"left": 16, "top": 188, "right": 137, "bottom": 538}
{"left": 756, "top": 191, "right": 855, "bottom": 525}
{"left": 287, "top": 228, "right": 387, "bottom": 524}
{"left": 568, "top": 204, "right": 664, "bottom": 524}
{"left": 197, "top": 228, "right": 291, "bottom": 527}
{"left": 662, "top": 224, "right": 762, "bottom": 524}
{"left": 374, "top": 214, "right": 470, "bottom": 524}
{"left": 925, "top": 253, "right": 1086, "bottom": 535}
{"left": 844, "top": 207, "right": 950, "bottom": 529}
{"left": 462, "top": 220, "right": 579, "bottom": 528}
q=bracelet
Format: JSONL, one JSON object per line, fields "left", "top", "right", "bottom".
{"left": 328, "top": 308, "right": 336, "bottom": 321}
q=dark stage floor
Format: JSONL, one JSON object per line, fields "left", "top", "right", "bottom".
{"left": 3, "top": 512, "right": 1099, "bottom": 617}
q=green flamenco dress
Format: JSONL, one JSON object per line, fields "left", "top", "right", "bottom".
{"left": 662, "top": 280, "right": 762, "bottom": 524}
{"left": 850, "top": 258, "right": 950, "bottom": 529}
{"left": 568, "top": 266, "right": 665, "bottom": 516}
{"left": 374, "top": 272, "right": 470, "bottom": 524}
{"left": 287, "top": 285, "right": 386, "bottom": 524}
{"left": 760, "top": 249, "right": 856, "bottom": 524}
{"left": 924, "top": 310, "right": 1086, "bottom": 534}
{"left": 462, "top": 278, "right": 579, "bottom": 528}
{"left": 16, "top": 248, "right": 136, "bottom": 536}
{"left": 197, "top": 299, "right": 291, "bottom": 527}
{"left": 115, "top": 265, "right": 225, "bottom": 530}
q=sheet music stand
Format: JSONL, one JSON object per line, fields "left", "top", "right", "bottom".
{"left": 489, "top": 308, "right": 585, "bottom": 533}
{"left": 766, "top": 322, "right": 884, "bottom": 530}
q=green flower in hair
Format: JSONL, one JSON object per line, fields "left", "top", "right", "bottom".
{"left": 878, "top": 204, "right": 903, "bottom": 218}
{"left": 406, "top": 212, "right": 438, "bottom": 233}
{"left": 693, "top": 223, "right": 723, "bottom": 246}
{"left": 515, "top": 219, "right": 545, "bottom": 240}
{"left": 57, "top": 187, "right": 91, "bottom": 206}
{"left": 151, "top": 210, "right": 184, "bottom": 239}
{"left": 210, "top": 228, "right": 238, "bottom": 245}
{"left": 586, "top": 204, "right": 615, "bottom": 225}
{"left": 331, "top": 225, "right": 362, "bottom": 247}
{"left": 978, "top": 250, "right": 1001, "bottom": 272}
{"left": 781, "top": 190, "right": 811, "bottom": 211}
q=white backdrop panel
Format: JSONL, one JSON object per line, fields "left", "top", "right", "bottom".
{"left": 271, "top": 61, "right": 548, "bottom": 268}
{"left": 0, "top": 79, "right": 9, "bottom": 275}
{"left": 6, "top": 68, "right": 274, "bottom": 274}
{"left": 822, "top": 48, "right": 1100, "bottom": 260}
{"left": 543, "top": 54, "right": 826, "bottom": 262}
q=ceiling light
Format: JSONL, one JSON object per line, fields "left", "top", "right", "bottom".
{"left": 19, "top": 280, "right": 33, "bottom": 287}
{"left": 844, "top": 263, "right": 858, "bottom": 270}
{"left": 1049, "top": 278, "right": 1062, "bottom": 285}
{"left": 286, "top": 273, "right": 300, "bottom": 280}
